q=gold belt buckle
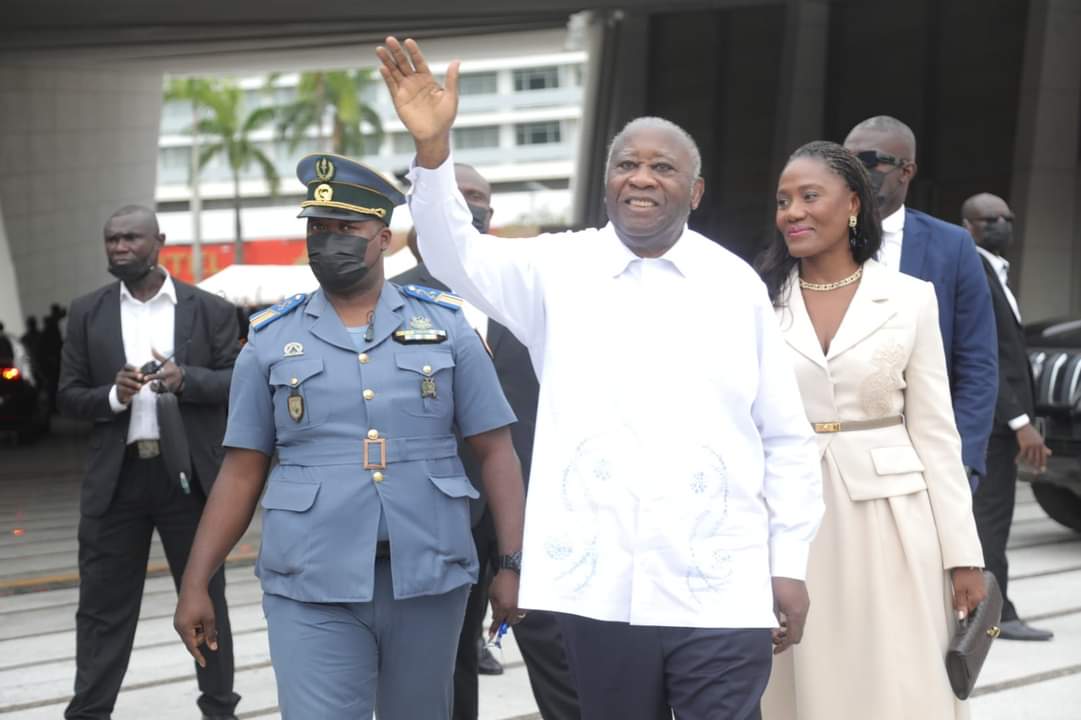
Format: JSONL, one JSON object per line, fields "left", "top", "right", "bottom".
{"left": 136, "top": 439, "right": 161, "bottom": 458}
{"left": 813, "top": 422, "right": 842, "bottom": 433}
{"left": 363, "top": 438, "right": 387, "bottom": 469}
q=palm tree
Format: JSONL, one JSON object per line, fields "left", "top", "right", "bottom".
{"left": 164, "top": 77, "right": 214, "bottom": 280}
{"left": 274, "top": 70, "right": 384, "bottom": 156}
{"left": 195, "top": 81, "right": 280, "bottom": 264}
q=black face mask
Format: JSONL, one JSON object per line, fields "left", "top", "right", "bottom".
{"left": 108, "top": 258, "right": 156, "bottom": 285}
{"left": 467, "top": 203, "right": 490, "bottom": 233}
{"left": 981, "top": 224, "right": 1012, "bottom": 255}
{"left": 867, "top": 168, "right": 893, "bottom": 208}
{"left": 307, "top": 231, "right": 374, "bottom": 294}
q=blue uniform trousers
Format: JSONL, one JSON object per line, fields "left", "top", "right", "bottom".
{"left": 557, "top": 614, "right": 772, "bottom": 720}
{"left": 264, "top": 559, "right": 470, "bottom": 719}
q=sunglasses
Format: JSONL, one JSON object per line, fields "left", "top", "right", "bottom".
{"left": 855, "top": 150, "right": 907, "bottom": 169}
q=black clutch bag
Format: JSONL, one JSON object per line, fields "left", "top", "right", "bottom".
{"left": 945, "top": 570, "right": 1003, "bottom": 700}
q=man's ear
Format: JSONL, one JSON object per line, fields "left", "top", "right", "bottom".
{"left": 690, "top": 177, "right": 705, "bottom": 210}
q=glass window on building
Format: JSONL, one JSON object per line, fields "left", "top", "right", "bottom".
{"left": 515, "top": 121, "right": 562, "bottom": 145}
{"left": 513, "top": 66, "right": 559, "bottom": 92}
{"left": 459, "top": 72, "right": 498, "bottom": 96}
{"left": 453, "top": 125, "right": 500, "bottom": 149}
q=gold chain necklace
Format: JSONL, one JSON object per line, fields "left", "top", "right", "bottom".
{"left": 799, "top": 266, "right": 863, "bottom": 292}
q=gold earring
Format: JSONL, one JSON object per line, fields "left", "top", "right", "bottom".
{"left": 848, "top": 215, "right": 858, "bottom": 229}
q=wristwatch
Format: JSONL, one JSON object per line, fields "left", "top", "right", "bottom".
{"left": 496, "top": 551, "right": 522, "bottom": 574}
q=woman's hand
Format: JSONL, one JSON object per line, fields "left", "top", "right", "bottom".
{"left": 951, "top": 567, "right": 987, "bottom": 619}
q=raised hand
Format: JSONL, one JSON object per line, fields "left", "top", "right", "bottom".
{"left": 376, "top": 37, "right": 458, "bottom": 167}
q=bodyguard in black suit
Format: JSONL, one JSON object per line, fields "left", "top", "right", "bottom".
{"left": 962, "top": 193, "right": 1054, "bottom": 642}
{"left": 393, "top": 164, "right": 579, "bottom": 720}
{"left": 59, "top": 205, "right": 241, "bottom": 718}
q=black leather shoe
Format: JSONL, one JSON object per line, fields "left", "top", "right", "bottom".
{"left": 998, "top": 619, "right": 1054, "bottom": 641}
{"left": 477, "top": 642, "right": 504, "bottom": 675}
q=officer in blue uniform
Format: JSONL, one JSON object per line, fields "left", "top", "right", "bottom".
{"left": 173, "top": 153, "right": 527, "bottom": 719}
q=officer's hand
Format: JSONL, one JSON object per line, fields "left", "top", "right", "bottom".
{"left": 147, "top": 348, "right": 184, "bottom": 394}
{"left": 486, "top": 569, "right": 522, "bottom": 638}
{"left": 1015, "top": 423, "right": 1051, "bottom": 473}
{"left": 376, "top": 37, "right": 458, "bottom": 145}
{"left": 771, "top": 577, "right": 809, "bottom": 655}
{"left": 115, "top": 364, "right": 145, "bottom": 405}
{"left": 174, "top": 586, "right": 218, "bottom": 668}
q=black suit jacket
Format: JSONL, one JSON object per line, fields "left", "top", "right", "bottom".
{"left": 58, "top": 278, "right": 239, "bottom": 517}
{"left": 980, "top": 255, "right": 1035, "bottom": 436}
{"left": 391, "top": 263, "right": 540, "bottom": 507}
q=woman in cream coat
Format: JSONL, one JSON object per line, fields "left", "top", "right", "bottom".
{"left": 756, "top": 141, "right": 986, "bottom": 719}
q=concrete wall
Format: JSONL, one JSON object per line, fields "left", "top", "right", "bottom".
{"left": 0, "top": 64, "right": 162, "bottom": 334}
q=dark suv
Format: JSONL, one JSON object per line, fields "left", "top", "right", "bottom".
{"left": 1024, "top": 319, "right": 1081, "bottom": 533}
{"left": 0, "top": 339, "right": 50, "bottom": 443}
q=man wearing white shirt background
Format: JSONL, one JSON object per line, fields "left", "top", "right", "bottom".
{"left": 391, "top": 166, "right": 581, "bottom": 720}
{"left": 378, "top": 37, "right": 823, "bottom": 719}
{"left": 58, "top": 205, "right": 241, "bottom": 719}
{"left": 962, "top": 192, "right": 1055, "bottom": 642}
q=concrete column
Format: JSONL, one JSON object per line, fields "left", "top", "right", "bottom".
{"left": 1012, "top": 0, "right": 1081, "bottom": 321}
{"left": 770, "top": 0, "right": 831, "bottom": 173}
{"left": 0, "top": 62, "right": 163, "bottom": 328}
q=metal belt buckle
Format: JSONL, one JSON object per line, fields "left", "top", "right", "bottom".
{"left": 363, "top": 438, "right": 387, "bottom": 469}
{"left": 813, "top": 422, "right": 842, "bottom": 433}
{"left": 136, "top": 439, "right": 161, "bottom": 458}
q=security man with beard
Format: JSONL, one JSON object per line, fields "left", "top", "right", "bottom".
{"left": 173, "top": 154, "right": 527, "bottom": 719}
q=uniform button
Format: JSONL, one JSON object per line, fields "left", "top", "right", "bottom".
{"left": 367, "top": 429, "right": 379, "bottom": 440}
{"left": 290, "top": 377, "right": 299, "bottom": 386}
{"left": 373, "top": 471, "right": 384, "bottom": 483}
{"left": 422, "top": 365, "right": 433, "bottom": 376}
{"left": 363, "top": 389, "right": 375, "bottom": 400}
{"left": 358, "top": 353, "right": 369, "bottom": 364}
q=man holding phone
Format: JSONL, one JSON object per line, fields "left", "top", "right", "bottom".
{"left": 58, "top": 205, "right": 242, "bottom": 719}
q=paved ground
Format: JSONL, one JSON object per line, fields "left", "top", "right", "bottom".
{"left": 1, "top": 421, "right": 1079, "bottom": 718}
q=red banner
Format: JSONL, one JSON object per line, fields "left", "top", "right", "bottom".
{"left": 159, "top": 238, "right": 308, "bottom": 283}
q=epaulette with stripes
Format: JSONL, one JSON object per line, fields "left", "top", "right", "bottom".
{"left": 400, "top": 284, "right": 464, "bottom": 311}
{"left": 249, "top": 293, "right": 307, "bottom": 331}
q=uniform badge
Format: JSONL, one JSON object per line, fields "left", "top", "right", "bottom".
{"left": 421, "top": 377, "right": 438, "bottom": 399}
{"left": 287, "top": 389, "right": 304, "bottom": 422}
{"left": 283, "top": 342, "right": 304, "bottom": 357}
{"left": 393, "top": 315, "right": 448, "bottom": 344}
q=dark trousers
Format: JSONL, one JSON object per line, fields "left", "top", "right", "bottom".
{"left": 974, "top": 433, "right": 1020, "bottom": 621}
{"left": 557, "top": 614, "right": 772, "bottom": 720}
{"left": 513, "top": 610, "right": 581, "bottom": 720}
{"left": 452, "top": 509, "right": 498, "bottom": 720}
{"left": 65, "top": 453, "right": 239, "bottom": 719}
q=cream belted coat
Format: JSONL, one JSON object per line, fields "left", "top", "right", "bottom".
{"left": 761, "top": 260, "right": 985, "bottom": 720}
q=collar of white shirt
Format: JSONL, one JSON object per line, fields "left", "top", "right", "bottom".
{"left": 118, "top": 268, "right": 178, "bottom": 306}
{"left": 975, "top": 244, "right": 1009, "bottom": 277}
{"left": 881, "top": 204, "right": 906, "bottom": 235}
{"left": 601, "top": 223, "right": 698, "bottom": 279}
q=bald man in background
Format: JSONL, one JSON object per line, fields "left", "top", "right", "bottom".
{"left": 961, "top": 192, "right": 1054, "bottom": 642}
{"left": 845, "top": 116, "right": 997, "bottom": 488}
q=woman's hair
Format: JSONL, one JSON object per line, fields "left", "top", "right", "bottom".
{"left": 754, "top": 140, "right": 883, "bottom": 306}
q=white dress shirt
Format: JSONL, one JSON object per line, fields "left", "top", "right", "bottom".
{"left": 108, "top": 271, "right": 178, "bottom": 442}
{"left": 408, "top": 156, "right": 823, "bottom": 628}
{"left": 975, "top": 245, "right": 1029, "bottom": 430}
{"left": 876, "top": 205, "right": 906, "bottom": 271}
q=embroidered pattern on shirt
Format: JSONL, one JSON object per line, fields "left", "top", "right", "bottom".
{"left": 858, "top": 343, "right": 907, "bottom": 417}
{"left": 686, "top": 447, "right": 734, "bottom": 600}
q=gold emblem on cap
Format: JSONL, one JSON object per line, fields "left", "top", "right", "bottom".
{"left": 314, "top": 183, "right": 334, "bottom": 202}
{"left": 315, "top": 156, "right": 335, "bottom": 181}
